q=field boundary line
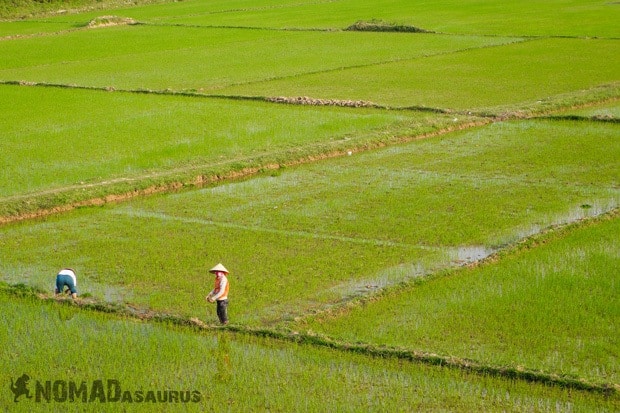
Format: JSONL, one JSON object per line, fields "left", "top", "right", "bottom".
{"left": 3, "top": 78, "right": 616, "bottom": 115}
{"left": 226, "top": 326, "right": 619, "bottom": 397}
{"left": 200, "top": 37, "right": 533, "bottom": 93}
{"left": 135, "top": 0, "right": 340, "bottom": 24}
{"left": 112, "top": 208, "right": 429, "bottom": 250}
{"left": 143, "top": 21, "right": 333, "bottom": 33}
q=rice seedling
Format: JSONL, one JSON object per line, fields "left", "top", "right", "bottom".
{"left": 0, "top": 24, "right": 520, "bottom": 93}
{"left": 1, "top": 1, "right": 618, "bottom": 410}
{"left": 0, "top": 21, "right": 78, "bottom": 37}
{"left": 1, "top": 293, "right": 617, "bottom": 411}
{"left": 0, "top": 82, "right": 456, "bottom": 215}
{"left": 0, "top": 205, "right": 447, "bottom": 324}
{"left": 60, "top": 0, "right": 619, "bottom": 38}
{"left": 295, "top": 214, "right": 620, "bottom": 384}
{"left": 217, "top": 37, "right": 620, "bottom": 110}
{"left": 1, "top": 118, "right": 616, "bottom": 324}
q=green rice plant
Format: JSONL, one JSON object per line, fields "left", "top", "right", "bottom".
{"left": 0, "top": 294, "right": 617, "bottom": 411}
{"left": 0, "top": 21, "right": 80, "bottom": 37}
{"left": 89, "top": 0, "right": 620, "bottom": 38}
{"left": 389, "top": 119, "right": 619, "bottom": 190}
{"left": 294, "top": 214, "right": 620, "bottom": 384}
{"left": 0, "top": 83, "right": 456, "bottom": 213}
{"left": 0, "top": 206, "right": 447, "bottom": 324}
{"left": 1, "top": 0, "right": 618, "bottom": 410}
{"left": 0, "top": 24, "right": 520, "bottom": 93}
{"left": 218, "top": 37, "right": 620, "bottom": 110}
{"left": 132, "top": 118, "right": 616, "bottom": 247}
{"left": 1, "top": 118, "right": 616, "bottom": 324}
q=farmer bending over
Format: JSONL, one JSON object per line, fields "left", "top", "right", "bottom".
{"left": 206, "top": 263, "right": 230, "bottom": 325}
{"left": 55, "top": 268, "right": 78, "bottom": 299}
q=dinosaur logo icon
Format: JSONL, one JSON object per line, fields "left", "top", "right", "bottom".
{"left": 9, "top": 374, "right": 33, "bottom": 402}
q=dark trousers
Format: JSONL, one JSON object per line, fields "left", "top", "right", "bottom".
{"left": 56, "top": 274, "right": 77, "bottom": 294}
{"left": 216, "top": 299, "right": 229, "bottom": 324}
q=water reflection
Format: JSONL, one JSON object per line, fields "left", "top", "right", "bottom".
{"left": 447, "top": 245, "right": 496, "bottom": 265}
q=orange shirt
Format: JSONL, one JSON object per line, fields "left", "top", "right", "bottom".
{"left": 210, "top": 274, "right": 229, "bottom": 301}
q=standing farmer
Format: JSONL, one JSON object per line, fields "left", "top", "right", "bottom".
{"left": 55, "top": 268, "right": 78, "bottom": 299}
{"left": 206, "top": 263, "right": 230, "bottom": 325}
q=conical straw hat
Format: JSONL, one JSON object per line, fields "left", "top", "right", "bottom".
{"left": 209, "top": 263, "right": 229, "bottom": 274}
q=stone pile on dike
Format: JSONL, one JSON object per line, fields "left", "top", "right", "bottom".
{"left": 267, "top": 96, "right": 379, "bottom": 108}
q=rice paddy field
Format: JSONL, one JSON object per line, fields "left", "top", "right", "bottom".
{"left": 0, "top": 0, "right": 618, "bottom": 411}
